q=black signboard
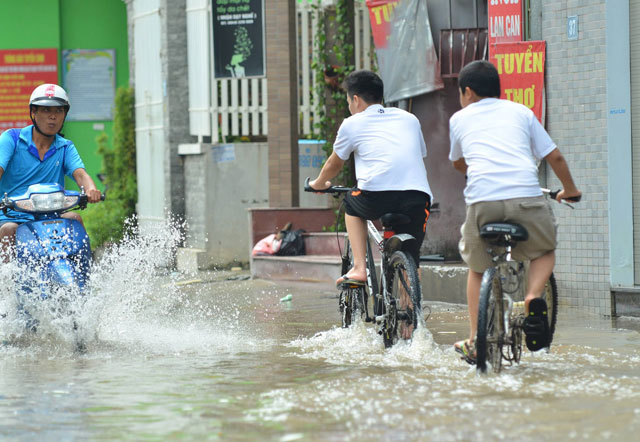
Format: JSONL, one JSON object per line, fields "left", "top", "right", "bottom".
{"left": 212, "top": 0, "right": 265, "bottom": 78}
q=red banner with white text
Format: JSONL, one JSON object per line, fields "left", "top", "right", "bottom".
{"left": 490, "top": 41, "right": 546, "bottom": 122}
{"left": 0, "top": 48, "right": 58, "bottom": 131}
{"left": 488, "top": 0, "right": 523, "bottom": 59}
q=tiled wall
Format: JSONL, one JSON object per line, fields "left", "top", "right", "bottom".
{"left": 541, "top": 1, "right": 611, "bottom": 315}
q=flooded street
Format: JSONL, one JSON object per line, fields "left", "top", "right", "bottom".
{"left": 1, "top": 231, "right": 639, "bottom": 440}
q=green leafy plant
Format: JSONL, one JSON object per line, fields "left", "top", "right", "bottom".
{"left": 82, "top": 87, "right": 137, "bottom": 249}
{"left": 311, "top": 0, "right": 357, "bottom": 231}
{"left": 312, "top": 0, "right": 354, "bottom": 156}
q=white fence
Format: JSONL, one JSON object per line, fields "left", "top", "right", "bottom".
{"left": 186, "top": 0, "right": 374, "bottom": 143}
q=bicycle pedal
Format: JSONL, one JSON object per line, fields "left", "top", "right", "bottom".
{"left": 460, "top": 355, "right": 476, "bottom": 365}
{"left": 342, "top": 283, "right": 365, "bottom": 290}
{"left": 337, "top": 278, "right": 365, "bottom": 289}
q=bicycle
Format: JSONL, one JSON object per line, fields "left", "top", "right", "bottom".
{"left": 303, "top": 178, "right": 424, "bottom": 348}
{"left": 474, "top": 189, "right": 581, "bottom": 374}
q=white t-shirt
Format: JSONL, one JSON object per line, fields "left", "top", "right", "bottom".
{"left": 333, "top": 104, "right": 432, "bottom": 199}
{"left": 449, "top": 98, "right": 556, "bottom": 205}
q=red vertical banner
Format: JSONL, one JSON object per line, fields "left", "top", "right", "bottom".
{"left": 488, "top": 0, "right": 523, "bottom": 59}
{"left": 365, "top": 0, "right": 399, "bottom": 49}
{"left": 0, "top": 48, "right": 58, "bottom": 131}
{"left": 491, "top": 41, "right": 546, "bottom": 122}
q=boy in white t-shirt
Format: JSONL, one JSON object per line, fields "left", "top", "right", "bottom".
{"left": 309, "top": 70, "right": 433, "bottom": 285}
{"left": 449, "top": 60, "right": 581, "bottom": 362}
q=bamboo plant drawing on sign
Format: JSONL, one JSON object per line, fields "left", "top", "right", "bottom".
{"left": 226, "top": 26, "right": 253, "bottom": 77}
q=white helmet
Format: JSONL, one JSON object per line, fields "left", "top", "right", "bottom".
{"left": 29, "top": 84, "right": 70, "bottom": 109}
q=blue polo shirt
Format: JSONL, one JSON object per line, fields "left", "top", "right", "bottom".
{"left": 0, "top": 126, "right": 85, "bottom": 224}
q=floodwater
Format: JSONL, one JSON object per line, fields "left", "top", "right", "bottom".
{"left": 1, "top": 225, "right": 639, "bottom": 441}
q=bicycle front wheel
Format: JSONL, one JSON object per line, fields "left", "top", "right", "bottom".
{"left": 339, "top": 234, "right": 371, "bottom": 325}
{"left": 340, "top": 287, "right": 366, "bottom": 328}
{"left": 382, "top": 251, "right": 421, "bottom": 348}
{"left": 366, "top": 240, "right": 382, "bottom": 317}
{"left": 476, "top": 267, "right": 505, "bottom": 374}
{"left": 341, "top": 235, "right": 352, "bottom": 276}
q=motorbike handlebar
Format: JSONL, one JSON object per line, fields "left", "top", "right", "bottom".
{"left": 76, "top": 192, "right": 106, "bottom": 210}
{"left": 0, "top": 189, "right": 106, "bottom": 215}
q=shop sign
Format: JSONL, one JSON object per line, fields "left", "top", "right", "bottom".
{"left": 491, "top": 41, "right": 546, "bottom": 122}
{"left": 212, "top": 0, "right": 265, "bottom": 78}
{"left": 62, "top": 49, "right": 116, "bottom": 121}
{"left": 488, "top": 0, "right": 523, "bottom": 58}
{"left": 0, "top": 48, "right": 58, "bottom": 131}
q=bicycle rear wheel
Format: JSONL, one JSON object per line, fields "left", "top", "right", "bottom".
{"left": 542, "top": 273, "right": 559, "bottom": 345}
{"left": 476, "top": 267, "right": 505, "bottom": 374}
{"left": 382, "top": 251, "right": 421, "bottom": 348}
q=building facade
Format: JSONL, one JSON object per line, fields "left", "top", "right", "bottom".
{"left": 124, "top": 0, "right": 639, "bottom": 316}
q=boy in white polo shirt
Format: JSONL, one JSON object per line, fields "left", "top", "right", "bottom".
{"left": 449, "top": 60, "right": 581, "bottom": 361}
{"left": 309, "top": 70, "right": 433, "bottom": 286}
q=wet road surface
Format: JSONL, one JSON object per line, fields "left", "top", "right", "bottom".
{"left": 1, "top": 266, "right": 639, "bottom": 441}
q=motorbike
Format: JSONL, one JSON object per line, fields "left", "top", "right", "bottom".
{"left": 0, "top": 183, "right": 103, "bottom": 350}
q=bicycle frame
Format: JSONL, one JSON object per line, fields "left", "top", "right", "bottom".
{"left": 472, "top": 189, "right": 573, "bottom": 373}
{"left": 303, "top": 177, "right": 423, "bottom": 346}
{"left": 476, "top": 239, "right": 524, "bottom": 373}
{"left": 476, "top": 225, "right": 559, "bottom": 373}
{"left": 492, "top": 247, "right": 520, "bottom": 352}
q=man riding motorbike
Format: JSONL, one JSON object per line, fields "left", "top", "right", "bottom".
{"left": 0, "top": 84, "right": 102, "bottom": 261}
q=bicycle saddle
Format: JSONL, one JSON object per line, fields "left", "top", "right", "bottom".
{"left": 480, "top": 222, "right": 529, "bottom": 242}
{"left": 380, "top": 213, "right": 411, "bottom": 229}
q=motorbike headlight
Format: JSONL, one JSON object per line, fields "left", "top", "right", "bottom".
{"left": 14, "top": 191, "right": 79, "bottom": 212}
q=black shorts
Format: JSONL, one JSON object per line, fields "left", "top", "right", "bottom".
{"left": 344, "top": 189, "right": 431, "bottom": 265}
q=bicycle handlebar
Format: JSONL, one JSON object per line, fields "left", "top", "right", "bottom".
{"left": 303, "top": 179, "right": 581, "bottom": 208}
{"left": 544, "top": 188, "right": 581, "bottom": 203}
{"left": 542, "top": 188, "right": 581, "bottom": 209}
{"left": 303, "top": 177, "right": 351, "bottom": 194}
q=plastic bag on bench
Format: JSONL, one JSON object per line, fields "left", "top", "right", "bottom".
{"left": 252, "top": 234, "right": 282, "bottom": 256}
{"left": 275, "top": 229, "right": 306, "bottom": 256}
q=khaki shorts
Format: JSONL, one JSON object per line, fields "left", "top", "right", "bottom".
{"left": 459, "top": 196, "right": 557, "bottom": 273}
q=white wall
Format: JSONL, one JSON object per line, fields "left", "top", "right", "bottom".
{"left": 181, "top": 142, "right": 329, "bottom": 264}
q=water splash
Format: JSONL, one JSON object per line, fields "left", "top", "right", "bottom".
{"left": 286, "top": 318, "right": 459, "bottom": 369}
{"left": 0, "top": 216, "right": 266, "bottom": 356}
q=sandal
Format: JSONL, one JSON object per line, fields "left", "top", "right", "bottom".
{"left": 454, "top": 338, "right": 476, "bottom": 365}
{"left": 523, "top": 297, "right": 551, "bottom": 351}
{"left": 336, "top": 274, "right": 366, "bottom": 288}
